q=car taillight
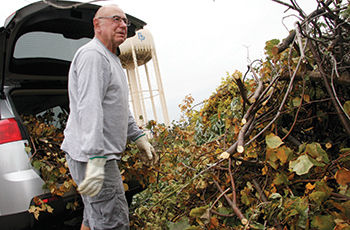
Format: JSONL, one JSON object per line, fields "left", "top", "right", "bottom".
{"left": 42, "top": 197, "right": 59, "bottom": 203}
{"left": 0, "top": 118, "right": 22, "bottom": 144}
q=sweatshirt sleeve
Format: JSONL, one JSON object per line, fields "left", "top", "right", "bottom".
{"left": 75, "top": 49, "right": 110, "bottom": 158}
{"left": 127, "top": 108, "right": 144, "bottom": 141}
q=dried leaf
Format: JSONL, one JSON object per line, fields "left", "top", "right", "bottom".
{"left": 59, "top": 167, "right": 67, "bottom": 174}
{"left": 335, "top": 167, "right": 350, "bottom": 186}
{"left": 266, "top": 133, "right": 284, "bottom": 149}
{"left": 311, "top": 215, "right": 336, "bottom": 230}
{"left": 289, "top": 154, "right": 314, "bottom": 175}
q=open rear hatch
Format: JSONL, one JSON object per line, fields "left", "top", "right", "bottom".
{"left": 0, "top": 0, "right": 146, "bottom": 93}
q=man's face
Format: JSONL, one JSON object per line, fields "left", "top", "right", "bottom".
{"left": 96, "top": 7, "right": 128, "bottom": 49}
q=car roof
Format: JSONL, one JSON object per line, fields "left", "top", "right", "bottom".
{"left": 0, "top": 0, "right": 146, "bottom": 94}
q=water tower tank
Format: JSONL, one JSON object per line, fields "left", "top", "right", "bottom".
{"left": 119, "top": 28, "right": 170, "bottom": 127}
{"left": 119, "top": 28, "right": 153, "bottom": 66}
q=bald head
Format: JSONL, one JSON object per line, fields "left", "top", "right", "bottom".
{"left": 94, "top": 4, "right": 122, "bottom": 19}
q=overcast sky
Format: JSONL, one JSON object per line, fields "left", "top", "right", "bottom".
{"left": 0, "top": 0, "right": 317, "bottom": 123}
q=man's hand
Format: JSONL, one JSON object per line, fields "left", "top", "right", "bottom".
{"left": 135, "top": 134, "right": 158, "bottom": 167}
{"left": 78, "top": 157, "right": 107, "bottom": 197}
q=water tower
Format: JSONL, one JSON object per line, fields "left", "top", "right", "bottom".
{"left": 119, "top": 28, "right": 170, "bottom": 127}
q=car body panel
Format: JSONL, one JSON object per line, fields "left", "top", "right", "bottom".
{"left": 0, "top": 140, "right": 45, "bottom": 216}
{"left": 0, "top": 98, "right": 15, "bottom": 119}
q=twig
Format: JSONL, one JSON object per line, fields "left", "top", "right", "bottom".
{"left": 28, "top": 136, "right": 38, "bottom": 161}
{"left": 233, "top": 72, "right": 251, "bottom": 106}
{"left": 330, "top": 55, "right": 350, "bottom": 122}
{"left": 245, "top": 46, "right": 305, "bottom": 147}
{"left": 209, "top": 187, "right": 230, "bottom": 212}
{"left": 213, "top": 180, "right": 248, "bottom": 225}
{"left": 228, "top": 158, "right": 237, "bottom": 202}
{"left": 237, "top": 116, "right": 254, "bottom": 154}
{"left": 281, "top": 69, "right": 306, "bottom": 141}
{"left": 252, "top": 179, "right": 283, "bottom": 229}
{"left": 308, "top": 36, "right": 350, "bottom": 136}
{"left": 176, "top": 159, "right": 224, "bottom": 196}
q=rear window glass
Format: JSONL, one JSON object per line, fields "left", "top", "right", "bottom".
{"left": 14, "top": 31, "right": 90, "bottom": 61}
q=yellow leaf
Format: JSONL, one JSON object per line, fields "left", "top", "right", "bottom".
{"left": 46, "top": 205, "right": 54, "bottom": 213}
{"left": 210, "top": 216, "right": 219, "bottom": 228}
{"left": 34, "top": 210, "right": 40, "bottom": 220}
{"left": 303, "top": 94, "right": 310, "bottom": 103}
{"left": 262, "top": 165, "right": 268, "bottom": 175}
{"left": 123, "top": 183, "right": 129, "bottom": 192}
{"left": 306, "top": 182, "right": 315, "bottom": 191}
{"left": 276, "top": 148, "right": 287, "bottom": 164}
{"left": 28, "top": 205, "right": 36, "bottom": 213}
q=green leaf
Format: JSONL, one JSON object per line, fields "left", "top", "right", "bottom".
{"left": 308, "top": 157, "right": 326, "bottom": 167}
{"left": 168, "top": 217, "right": 190, "bottom": 230}
{"left": 315, "top": 181, "right": 333, "bottom": 197}
{"left": 344, "top": 101, "right": 350, "bottom": 115}
{"left": 189, "top": 205, "right": 208, "bottom": 218}
{"left": 309, "top": 191, "right": 328, "bottom": 206}
{"left": 25, "top": 146, "right": 32, "bottom": 153}
{"left": 269, "top": 193, "right": 282, "bottom": 200}
{"left": 265, "top": 39, "right": 280, "bottom": 57}
{"left": 311, "top": 215, "right": 335, "bottom": 230}
{"left": 266, "top": 133, "right": 284, "bottom": 149}
{"left": 293, "top": 97, "right": 302, "bottom": 107}
{"left": 289, "top": 154, "right": 314, "bottom": 175}
{"left": 32, "top": 160, "right": 43, "bottom": 170}
{"left": 273, "top": 172, "right": 290, "bottom": 186}
{"left": 343, "top": 200, "right": 350, "bottom": 218}
{"left": 216, "top": 206, "right": 231, "bottom": 215}
{"left": 304, "top": 143, "right": 330, "bottom": 164}
{"left": 121, "top": 155, "right": 130, "bottom": 162}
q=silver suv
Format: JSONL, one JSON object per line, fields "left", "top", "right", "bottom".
{"left": 0, "top": 1, "right": 145, "bottom": 229}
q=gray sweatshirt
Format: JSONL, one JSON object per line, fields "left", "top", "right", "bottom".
{"left": 61, "top": 38, "right": 143, "bottom": 162}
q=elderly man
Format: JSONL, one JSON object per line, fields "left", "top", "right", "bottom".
{"left": 61, "top": 4, "right": 158, "bottom": 230}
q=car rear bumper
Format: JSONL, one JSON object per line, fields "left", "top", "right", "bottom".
{"left": 0, "top": 193, "right": 83, "bottom": 230}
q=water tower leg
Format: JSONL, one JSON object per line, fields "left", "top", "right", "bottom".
{"left": 126, "top": 69, "right": 137, "bottom": 119}
{"left": 126, "top": 63, "right": 144, "bottom": 126}
{"left": 131, "top": 45, "right": 148, "bottom": 126}
{"left": 151, "top": 48, "right": 170, "bottom": 126}
{"left": 144, "top": 64, "right": 158, "bottom": 123}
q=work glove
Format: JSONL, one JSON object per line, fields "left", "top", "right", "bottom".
{"left": 78, "top": 156, "right": 107, "bottom": 197}
{"left": 135, "top": 134, "right": 158, "bottom": 167}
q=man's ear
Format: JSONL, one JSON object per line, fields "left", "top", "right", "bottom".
{"left": 93, "top": 18, "right": 101, "bottom": 32}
